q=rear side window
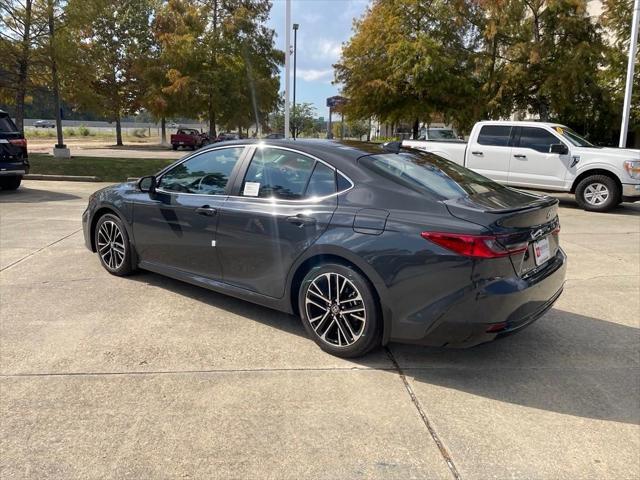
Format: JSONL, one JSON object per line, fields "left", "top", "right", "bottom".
{"left": 306, "top": 162, "right": 336, "bottom": 198}
{"left": 477, "top": 125, "right": 512, "bottom": 147}
{"left": 360, "top": 151, "right": 505, "bottom": 200}
{"left": 518, "top": 127, "right": 562, "bottom": 153}
{"left": 0, "top": 115, "right": 18, "bottom": 133}
{"left": 242, "top": 148, "right": 315, "bottom": 200}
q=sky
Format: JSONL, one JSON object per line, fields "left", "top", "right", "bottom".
{"left": 266, "top": 0, "right": 370, "bottom": 119}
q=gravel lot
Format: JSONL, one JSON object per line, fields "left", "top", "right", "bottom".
{"left": 1, "top": 181, "right": 638, "bottom": 479}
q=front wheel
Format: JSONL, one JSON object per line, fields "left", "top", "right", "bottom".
{"left": 299, "top": 263, "right": 381, "bottom": 358}
{"left": 575, "top": 175, "right": 620, "bottom": 212}
{"left": 94, "top": 214, "right": 135, "bottom": 276}
{"left": 0, "top": 176, "right": 22, "bottom": 190}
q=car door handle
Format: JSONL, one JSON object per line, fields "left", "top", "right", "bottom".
{"left": 195, "top": 206, "right": 217, "bottom": 216}
{"left": 471, "top": 151, "right": 483, "bottom": 156}
{"left": 514, "top": 154, "right": 527, "bottom": 159}
{"left": 286, "top": 214, "right": 317, "bottom": 227}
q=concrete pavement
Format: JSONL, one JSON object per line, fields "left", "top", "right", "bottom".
{"left": 1, "top": 182, "right": 638, "bottom": 479}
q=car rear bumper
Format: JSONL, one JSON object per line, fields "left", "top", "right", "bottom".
{"left": 0, "top": 169, "right": 26, "bottom": 176}
{"left": 390, "top": 248, "right": 567, "bottom": 347}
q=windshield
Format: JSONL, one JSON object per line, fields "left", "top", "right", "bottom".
{"left": 552, "top": 125, "right": 595, "bottom": 147}
{"left": 428, "top": 129, "right": 456, "bottom": 140}
{"left": 360, "top": 150, "right": 505, "bottom": 200}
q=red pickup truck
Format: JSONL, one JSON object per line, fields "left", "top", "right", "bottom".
{"left": 170, "top": 128, "right": 209, "bottom": 150}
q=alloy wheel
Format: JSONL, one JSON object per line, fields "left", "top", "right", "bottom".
{"left": 97, "top": 220, "right": 126, "bottom": 270}
{"left": 583, "top": 182, "right": 609, "bottom": 206}
{"left": 304, "top": 272, "right": 367, "bottom": 347}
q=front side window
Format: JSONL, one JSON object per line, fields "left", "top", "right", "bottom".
{"left": 518, "top": 127, "right": 563, "bottom": 153}
{"left": 242, "top": 148, "right": 316, "bottom": 200}
{"left": 159, "top": 147, "right": 243, "bottom": 195}
{"left": 0, "top": 115, "right": 17, "bottom": 133}
{"left": 477, "top": 125, "right": 512, "bottom": 147}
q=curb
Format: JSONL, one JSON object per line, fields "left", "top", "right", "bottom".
{"left": 25, "top": 174, "right": 100, "bottom": 182}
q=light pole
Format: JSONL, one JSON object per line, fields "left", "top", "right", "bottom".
{"left": 620, "top": 0, "right": 639, "bottom": 148}
{"left": 284, "top": 0, "right": 291, "bottom": 139}
{"left": 293, "top": 23, "right": 299, "bottom": 139}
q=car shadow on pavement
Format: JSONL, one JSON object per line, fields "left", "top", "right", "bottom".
{"left": 125, "top": 271, "right": 639, "bottom": 424}
{"left": 0, "top": 186, "right": 80, "bottom": 203}
{"left": 390, "top": 310, "right": 639, "bottom": 425}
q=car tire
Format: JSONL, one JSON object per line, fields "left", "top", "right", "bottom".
{"left": 298, "top": 263, "right": 381, "bottom": 358}
{"left": 575, "top": 175, "right": 620, "bottom": 212}
{"left": 0, "top": 176, "right": 22, "bottom": 190}
{"left": 94, "top": 213, "right": 135, "bottom": 276}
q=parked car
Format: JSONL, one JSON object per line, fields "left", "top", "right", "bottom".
{"left": 404, "top": 121, "right": 640, "bottom": 211}
{"left": 34, "top": 119, "right": 55, "bottom": 128}
{"left": 265, "top": 133, "right": 285, "bottom": 139}
{"left": 170, "top": 128, "right": 209, "bottom": 150}
{"left": 215, "top": 132, "right": 240, "bottom": 142}
{"left": 82, "top": 140, "right": 566, "bottom": 358}
{"left": 416, "top": 127, "right": 459, "bottom": 141}
{"left": 0, "top": 110, "right": 29, "bottom": 190}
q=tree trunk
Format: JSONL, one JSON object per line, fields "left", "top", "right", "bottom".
{"left": 48, "top": 0, "right": 64, "bottom": 148}
{"left": 160, "top": 116, "right": 166, "bottom": 145}
{"left": 115, "top": 115, "right": 123, "bottom": 146}
{"left": 412, "top": 118, "right": 420, "bottom": 139}
{"left": 15, "top": 0, "right": 33, "bottom": 134}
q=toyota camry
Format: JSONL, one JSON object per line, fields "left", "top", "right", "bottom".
{"left": 82, "top": 140, "right": 566, "bottom": 357}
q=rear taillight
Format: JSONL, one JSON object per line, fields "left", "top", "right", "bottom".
{"left": 421, "top": 231, "right": 528, "bottom": 259}
{"left": 9, "top": 138, "right": 27, "bottom": 149}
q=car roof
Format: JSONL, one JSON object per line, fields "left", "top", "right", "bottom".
{"left": 210, "top": 139, "right": 388, "bottom": 169}
{"left": 476, "top": 120, "right": 567, "bottom": 129}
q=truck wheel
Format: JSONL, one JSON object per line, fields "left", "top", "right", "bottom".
{"left": 0, "top": 176, "right": 22, "bottom": 190}
{"left": 171, "top": 144, "right": 178, "bottom": 150}
{"left": 575, "top": 175, "right": 620, "bottom": 212}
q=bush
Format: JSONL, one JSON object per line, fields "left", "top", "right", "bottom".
{"left": 132, "top": 128, "right": 147, "bottom": 138}
{"left": 78, "top": 126, "right": 91, "bottom": 136}
{"left": 63, "top": 127, "right": 76, "bottom": 137}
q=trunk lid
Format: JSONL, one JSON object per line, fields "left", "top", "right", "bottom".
{"left": 444, "top": 188, "right": 560, "bottom": 277}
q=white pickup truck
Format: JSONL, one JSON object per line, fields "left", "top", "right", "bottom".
{"left": 403, "top": 121, "right": 640, "bottom": 212}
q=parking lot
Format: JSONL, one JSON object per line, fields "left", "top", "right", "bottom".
{"left": 1, "top": 181, "right": 638, "bottom": 479}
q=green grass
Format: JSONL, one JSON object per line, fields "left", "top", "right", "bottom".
{"left": 29, "top": 154, "right": 174, "bottom": 182}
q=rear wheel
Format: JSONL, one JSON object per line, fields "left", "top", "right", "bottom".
{"left": 0, "top": 176, "right": 22, "bottom": 190}
{"left": 172, "top": 144, "right": 178, "bottom": 150}
{"left": 298, "top": 263, "right": 381, "bottom": 358}
{"left": 575, "top": 175, "right": 620, "bottom": 212}
{"left": 94, "top": 214, "right": 135, "bottom": 276}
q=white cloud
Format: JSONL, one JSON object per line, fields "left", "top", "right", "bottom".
{"left": 308, "top": 38, "right": 343, "bottom": 62}
{"left": 298, "top": 68, "right": 334, "bottom": 82}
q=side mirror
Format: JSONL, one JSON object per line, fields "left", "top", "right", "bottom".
{"left": 138, "top": 175, "right": 156, "bottom": 193}
{"left": 550, "top": 143, "right": 569, "bottom": 155}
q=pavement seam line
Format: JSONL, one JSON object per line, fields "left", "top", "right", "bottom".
{"left": 0, "top": 366, "right": 395, "bottom": 377}
{"left": 385, "top": 347, "right": 461, "bottom": 480}
{"left": 0, "top": 228, "right": 82, "bottom": 272}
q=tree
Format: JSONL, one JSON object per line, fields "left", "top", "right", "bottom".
{"left": 0, "top": 0, "right": 49, "bottom": 132}
{"left": 61, "top": 0, "right": 154, "bottom": 145}
{"left": 270, "top": 101, "right": 316, "bottom": 137}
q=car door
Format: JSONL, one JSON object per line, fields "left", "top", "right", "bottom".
{"left": 508, "top": 126, "right": 571, "bottom": 189}
{"left": 131, "top": 146, "right": 246, "bottom": 278}
{"left": 216, "top": 146, "right": 339, "bottom": 298}
{"left": 466, "top": 125, "right": 513, "bottom": 183}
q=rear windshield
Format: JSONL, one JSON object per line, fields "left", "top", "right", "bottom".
{"left": 359, "top": 149, "right": 505, "bottom": 200}
{"left": 0, "top": 115, "right": 18, "bottom": 133}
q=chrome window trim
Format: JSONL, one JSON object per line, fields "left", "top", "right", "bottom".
{"left": 227, "top": 145, "right": 355, "bottom": 204}
{"left": 155, "top": 144, "right": 249, "bottom": 196}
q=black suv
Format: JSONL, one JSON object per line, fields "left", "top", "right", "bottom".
{"left": 0, "top": 110, "right": 29, "bottom": 190}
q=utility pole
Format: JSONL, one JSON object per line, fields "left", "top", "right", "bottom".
{"left": 284, "top": 0, "right": 291, "bottom": 139}
{"left": 292, "top": 23, "right": 299, "bottom": 139}
{"left": 620, "top": 0, "right": 639, "bottom": 148}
